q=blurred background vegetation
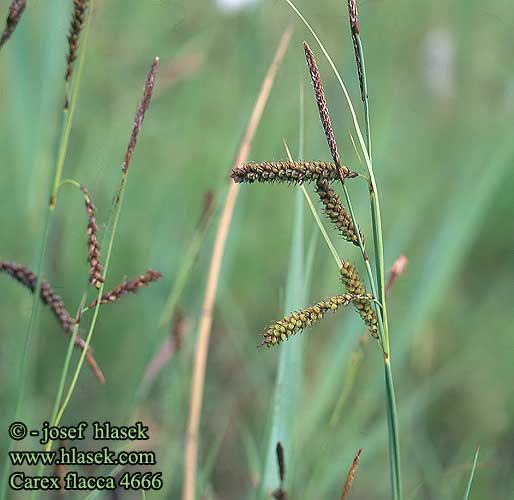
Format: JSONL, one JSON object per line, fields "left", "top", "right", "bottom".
{"left": 0, "top": 0, "right": 513, "bottom": 498}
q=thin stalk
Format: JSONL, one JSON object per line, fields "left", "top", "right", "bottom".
{"left": 29, "top": 295, "right": 87, "bottom": 500}
{"left": 384, "top": 358, "right": 402, "bottom": 499}
{"left": 353, "top": 25, "right": 399, "bottom": 498}
{"left": 0, "top": 6, "right": 94, "bottom": 499}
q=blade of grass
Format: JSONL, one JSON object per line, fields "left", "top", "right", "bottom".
{"left": 462, "top": 445, "right": 480, "bottom": 500}
{"left": 262, "top": 142, "right": 305, "bottom": 495}
{"left": 182, "top": 28, "right": 292, "bottom": 500}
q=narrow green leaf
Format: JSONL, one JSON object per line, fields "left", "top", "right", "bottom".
{"left": 462, "top": 445, "right": 480, "bottom": 500}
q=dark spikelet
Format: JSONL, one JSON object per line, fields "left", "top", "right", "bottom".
{"left": 81, "top": 186, "right": 103, "bottom": 289}
{"left": 88, "top": 269, "right": 163, "bottom": 309}
{"left": 347, "top": 0, "right": 360, "bottom": 35}
{"left": 65, "top": 0, "right": 89, "bottom": 83}
{"left": 0, "top": 0, "right": 26, "bottom": 51}
{"left": 122, "top": 57, "right": 159, "bottom": 174}
{"left": 0, "top": 262, "right": 75, "bottom": 333}
{"left": 231, "top": 160, "right": 343, "bottom": 184}
{"left": 347, "top": 0, "right": 365, "bottom": 101}
{"left": 260, "top": 294, "right": 357, "bottom": 348}
{"left": 303, "top": 41, "right": 349, "bottom": 179}
{"left": 340, "top": 261, "right": 378, "bottom": 338}
{"left": 341, "top": 448, "right": 362, "bottom": 500}
{"left": 272, "top": 442, "right": 287, "bottom": 499}
{"left": 315, "top": 180, "right": 363, "bottom": 246}
{"left": 276, "top": 442, "right": 286, "bottom": 483}
{"left": 0, "top": 261, "right": 105, "bottom": 383}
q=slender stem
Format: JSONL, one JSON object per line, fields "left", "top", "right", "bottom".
{"left": 384, "top": 357, "right": 402, "bottom": 500}
{"left": 353, "top": 26, "right": 400, "bottom": 499}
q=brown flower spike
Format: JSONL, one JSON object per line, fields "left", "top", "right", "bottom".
{"left": 0, "top": 261, "right": 104, "bottom": 383}
{"left": 231, "top": 160, "right": 343, "bottom": 184}
{"left": 88, "top": 269, "right": 162, "bottom": 309}
{"left": 341, "top": 448, "right": 362, "bottom": 500}
{"left": 304, "top": 41, "right": 349, "bottom": 180}
{"left": 122, "top": 57, "right": 159, "bottom": 174}
{"left": 65, "top": 0, "right": 89, "bottom": 83}
{"left": 81, "top": 186, "right": 103, "bottom": 288}
{"left": 347, "top": 0, "right": 365, "bottom": 101}
{"left": 315, "top": 180, "right": 363, "bottom": 246}
{"left": 0, "top": 0, "right": 26, "bottom": 51}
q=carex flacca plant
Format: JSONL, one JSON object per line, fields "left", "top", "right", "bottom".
{"left": 231, "top": 1, "right": 403, "bottom": 497}
{"left": 0, "top": 2, "right": 163, "bottom": 497}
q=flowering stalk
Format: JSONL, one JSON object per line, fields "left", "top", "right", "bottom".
{"left": 87, "top": 269, "right": 162, "bottom": 309}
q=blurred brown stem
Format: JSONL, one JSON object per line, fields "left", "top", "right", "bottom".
{"left": 182, "top": 27, "right": 293, "bottom": 500}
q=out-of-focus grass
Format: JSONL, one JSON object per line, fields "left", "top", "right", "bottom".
{"left": 0, "top": 0, "right": 513, "bottom": 499}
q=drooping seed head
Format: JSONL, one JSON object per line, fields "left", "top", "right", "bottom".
{"left": 231, "top": 160, "right": 346, "bottom": 184}
{"left": 339, "top": 261, "right": 378, "bottom": 338}
{"left": 81, "top": 186, "right": 104, "bottom": 289}
{"left": 88, "top": 269, "right": 163, "bottom": 309}
{"left": 0, "top": 261, "right": 104, "bottom": 382}
{"left": 315, "top": 180, "right": 363, "bottom": 246}
{"left": 260, "top": 294, "right": 355, "bottom": 347}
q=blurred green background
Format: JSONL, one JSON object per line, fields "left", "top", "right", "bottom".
{"left": 0, "top": 0, "right": 513, "bottom": 498}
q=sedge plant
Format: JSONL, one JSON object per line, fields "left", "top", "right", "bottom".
{"left": 231, "top": 1, "right": 403, "bottom": 497}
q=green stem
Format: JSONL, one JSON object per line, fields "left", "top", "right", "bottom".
{"left": 354, "top": 30, "right": 400, "bottom": 499}
{"left": 384, "top": 357, "right": 402, "bottom": 500}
